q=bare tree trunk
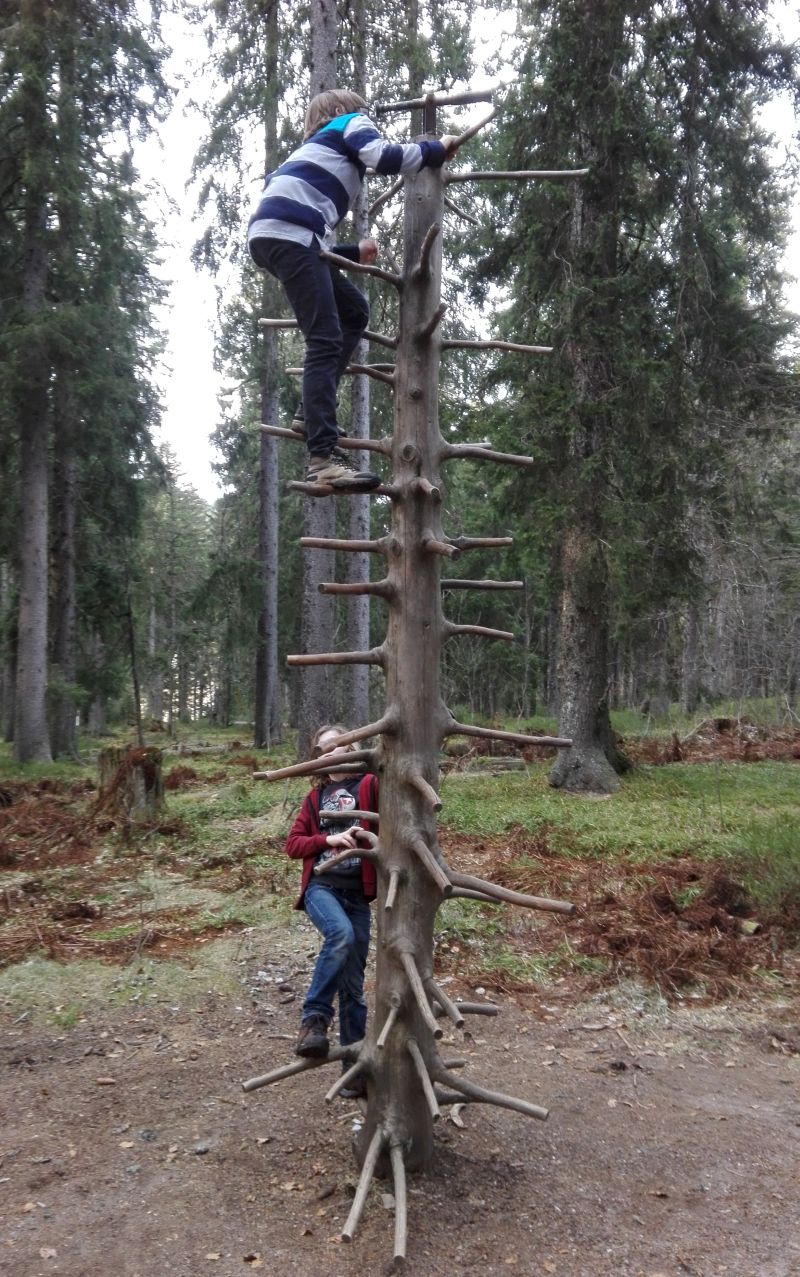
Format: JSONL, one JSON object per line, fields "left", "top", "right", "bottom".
{"left": 297, "top": 0, "right": 338, "bottom": 759}
{"left": 549, "top": 525, "right": 620, "bottom": 792}
{"left": 50, "top": 386, "right": 79, "bottom": 760}
{"left": 14, "top": 0, "right": 52, "bottom": 764}
{"left": 254, "top": 0, "right": 283, "bottom": 750}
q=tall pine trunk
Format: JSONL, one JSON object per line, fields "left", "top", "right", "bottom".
{"left": 297, "top": 0, "right": 338, "bottom": 758}
{"left": 254, "top": 0, "right": 282, "bottom": 749}
{"left": 14, "top": 0, "right": 52, "bottom": 763}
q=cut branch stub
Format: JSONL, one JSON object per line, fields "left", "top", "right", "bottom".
{"left": 411, "top": 222, "right": 441, "bottom": 281}
{"left": 253, "top": 748, "right": 375, "bottom": 783}
{"left": 445, "top": 621, "right": 515, "bottom": 642}
{"left": 406, "top": 1037, "right": 441, "bottom": 1120}
{"left": 286, "top": 647, "right": 385, "bottom": 667}
{"left": 369, "top": 175, "right": 404, "bottom": 217}
{"left": 445, "top": 717, "right": 571, "bottom": 748}
{"left": 441, "top": 578, "right": 524, "bottom": 591}
{"left": 441, "top": 338, "right": 552, "bottom": 355}
{"left": 242, "top": 1040, "right": 361, "bottom": 1092}
{"left": 449, "top": 869, "right": 576, "bottom": 917}
{"left": 432, "top": 1066, "right": 549, "bottom": 1122}
{"left": 390, "top": 1143, "right": 408, "bottom": 1264}
{"left": 257, "top": 316, "right": 398, "bottom": 351}
{"left": 300, "top": 535, "right": 389, "bottom": 554}
{"left": 320, "top": 247, "right": 403, "bottom": 289}
{"left": 318, "top": 579, "right": 396, "bottom": 600}
{"left": 313, "top": 710, "right": 397, "bottom": 751}
{"left": 441, "top": 441, "right": 534, "bottom": 468}
{"left": 342, "top": 1126, "right": 385, "bottom": 1242}
{"left": 398, "top": 950, "right": 443, "bottom": 1039}
{"left": 406, "top": 831, "right": 451, "bottom": 895}
{"left": 425, "top": 976, "right": 465, "bottom": 1029}
{"left": 445, "top": 167, "right": 590, "bottom": 183}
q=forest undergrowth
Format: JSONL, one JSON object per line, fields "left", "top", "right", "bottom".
{"left": 1, "top": 711, "right": 798, "bottom": 1024}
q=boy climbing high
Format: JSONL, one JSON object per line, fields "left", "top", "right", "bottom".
{"left": 248, "top": 89, "right": 457, "bottom": 492}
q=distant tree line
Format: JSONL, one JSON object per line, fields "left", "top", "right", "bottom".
{"left": 1, "top": 0, "right": 797, "bottom": 788}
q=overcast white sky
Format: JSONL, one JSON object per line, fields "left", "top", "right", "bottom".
{"left": 141, "top": 3, "right": 799, "bottom": 505}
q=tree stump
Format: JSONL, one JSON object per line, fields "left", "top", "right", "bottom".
{"left": 96, "top": 745, "right": 165, "bottom": 821}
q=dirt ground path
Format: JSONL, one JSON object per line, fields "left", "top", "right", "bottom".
{"left": 1, "top": 935, "right": 799, "bottom": 1277}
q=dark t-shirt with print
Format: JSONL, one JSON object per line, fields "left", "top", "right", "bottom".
{"left": 314, "top": 775, "right": 365, "bottom": 890}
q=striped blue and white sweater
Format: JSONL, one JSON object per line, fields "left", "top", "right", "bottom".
{"left": 247, "top": 112, "right": 447, "bottom": 250}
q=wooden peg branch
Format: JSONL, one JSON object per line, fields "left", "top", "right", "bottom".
{"left": 342, "top": 1126, "right": 385, "bottom": 1242}
{"left": 448, "top": 104, "right": 498, "bottom": 152}
{"left": 253, "top": 748, "right": 375, "bottom": 782}
{"left": 301, "top": 535, "right": 389, "bottom": 554}
{"left": 412, "top": 222, "right": 441, "bottom": 281}
{"left": 316, "top": 710, "right": 398, "bottom": 751}
{"left": 448, "top": 535, "right": 513, "bottom": 550}
{"left": 406, "top": 831, "right": 452, "bottom": 896}
{"left": 401, "top": 766, "right": 442, "bottom": 812}
{"left": 432, "top": 1066, "right": 549, "bottom": 1121}
{"left": 441, "top": 338, "right": 553, "bottom": 356}
{"left": 449, "top": 886, "right": 498, "bottom": 904}
{"left": 446, "top": 718, "right": 571, "bottom": 748}
{"left": 422, "top": 533, "right": 460, "bottom": 559}
{"left": 441, "top": 1057, "right": 468, "bottom": 1070}
{"left": 315, "top": 845, "right": 380, "bottom": 875}
{"left": 287, "top": 647, "right": 385, "bottom": 668}
{"left": 364, "top": 327, "right": 398, "bottom": 350}
{"left": 406, "top": 1037, "right": 441, "bottom": 1120}
{"left": 399, "top": 951, "right": 443, "bottom": 1039}
{"left": 445, "top": 621, "right": 515, "bottom": 642}
{"left": 318, "top": 579, "right": 396, "bottom": 600}
{"left": 390, "top": 1143, "right": 408, "bottom": 1265}
{"left": 385, "top": 867, "right": 401, "bottom": 911}
{"left": 261, "top": 423, "right": 391, "bottom": 456}
{"left": 325, "top": 1060, "right": 367, "bottom": 1103}
{"left": 443, "top": 194, "right": 480, "bottom": 227}
{"left": 441, "top": 578, "right": 524, "bottom": 591}
{"left": 260, "top": 314, "right": 398, "bottom": 350}
{"left": 288, "top": 479, "right": 400, "bottom": 499}
{"left": 242, "top": 1041, "right": 360, "bottom": 1091}
{"left": 369, "top": 175, "right": 404, "bottom": 217}
{"left": 416, "top": 301, "right": 448, "bottom": 344}
{"left": 449, "top": 869, "right": 576, "bottom": 917}
{"left": 377, "top": 999, "right": 401, "bottom": 1048}
{"left": 441, "top": 442, "right": 534, "bottom": 468}
{"left": 320, "top": 809, "right": 380, "bottom": 824}
{"left": 409, "top": 477, "right": 441, "bottom": 500}
{"left": 425, "top": 976, "right": 465, "bottom": 1029}
{"left": 445, "top": 167, "right": 590, "bottom": 184}
{"left": 320, "top": 247, "right": 403, "bottom": 289}
{"left": 432, "top": 1000, "right": 500, "bottom": 1018}
{"left": 374, "top": 88, "right": 493, "bottom": 114}
{"left": 347, "top": 362, "right": 396, "bottom": 386}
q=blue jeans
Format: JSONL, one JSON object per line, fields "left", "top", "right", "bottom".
{"left": 302, "top": 880, "right": 371, "bottom": 1046}
{"left": 249, "top": 237, "right": 369, "bottom": 458}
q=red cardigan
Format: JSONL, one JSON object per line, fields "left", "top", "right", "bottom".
{"left": 285, "top": 773, "right": 379, "bottom": 910}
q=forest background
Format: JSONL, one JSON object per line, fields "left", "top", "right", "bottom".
{"left": 1, "top": 0, "right": 799, "bottom": 791}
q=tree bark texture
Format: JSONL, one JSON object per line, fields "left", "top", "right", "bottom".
{"left": 13, "top": 0, "right": 52, "bottom": 764}
{"left": 549, "top": 1, "right": 626, "bottom": 794}
{"left": 297, "top": 0, "right": 338, "bottom": 759}
{"left": 254, "top": 0, "right": 282, "bottom": 750}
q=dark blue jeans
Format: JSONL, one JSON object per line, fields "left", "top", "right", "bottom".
{"left": 302, "top": 880, "right": 371, "bottom": 1046}
{"left": 250, "top": 237, "right": 369, "bottom": 459}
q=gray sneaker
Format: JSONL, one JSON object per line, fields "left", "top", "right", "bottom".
{"left": 306, "top": 455, "right": 380, "bottom": 490}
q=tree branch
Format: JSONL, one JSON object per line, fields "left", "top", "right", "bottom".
{"left": 406, "top": 1037, "right": 441, "bottom": 1120}
{"left": 448, "top": 869, "right": 575, "bottom": 916}
{"left": 432, "top": 1067, "right": 549, "bottom": 1121}
{"left": 320, "top": 248, "right": 403, "bottom": 289}
{"left": 342, "top": 1126, "right": 385, "bottom": 1242}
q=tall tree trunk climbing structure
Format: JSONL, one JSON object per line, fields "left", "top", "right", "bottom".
{"left": 248, "top": 89, "right": 587, "bottom": 1265}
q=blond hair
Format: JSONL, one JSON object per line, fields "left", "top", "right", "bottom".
{"left": 303, "top": 90, "right": 368, "bottom": 141}
{"left": 309, "top": 722, "right": 360, "bottom": 788}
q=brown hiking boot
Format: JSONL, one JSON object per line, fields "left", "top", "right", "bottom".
{"left": 294, "top": 1014, "right": 329, "bottom": 1058}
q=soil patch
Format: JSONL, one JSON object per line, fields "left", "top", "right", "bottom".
{"left": 1, "top": 965, "right": 798, "bottom": 1277}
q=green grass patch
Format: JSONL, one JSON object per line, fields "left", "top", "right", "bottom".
{"left": 440, "top": 761, "right": 799, "bottom": 863}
